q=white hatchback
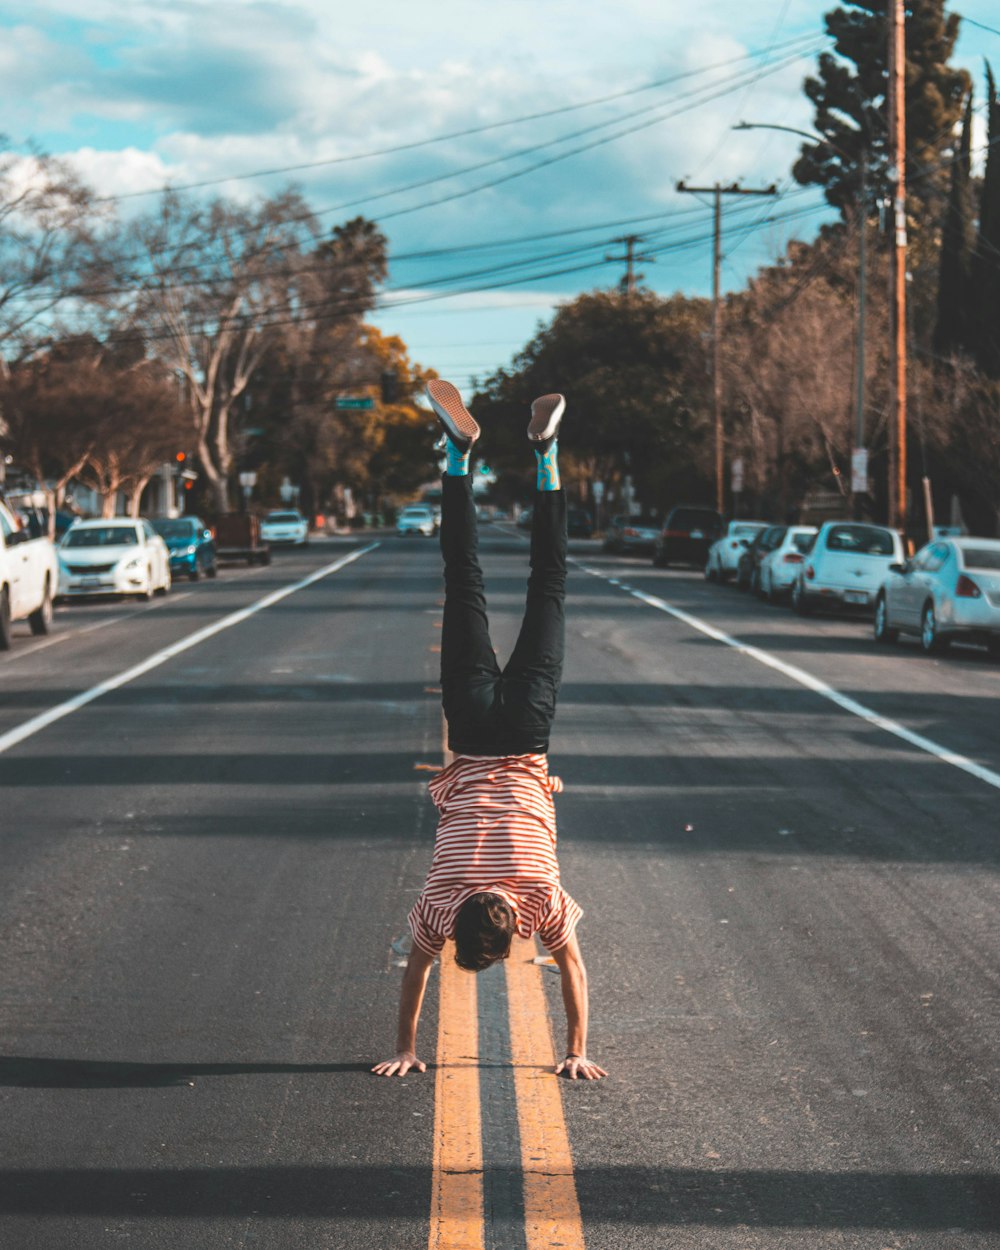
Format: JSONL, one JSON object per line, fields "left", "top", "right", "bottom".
{"left": 758, "top": 526, "right": 818, "bottom": 600}
{"left": 792, "top": 522, "right": 903, "bottom": 615}
{"left": 705, "top": 521, "right": 768, "bottom": 581}
{"left": 58, "top": 519, "right": 171, "bottom": 600}
{"left": 260, "top": 510, "right": 309, "bottom": 545}
{"left": 874, "top": 537, "right": 1000, "bottom": 655}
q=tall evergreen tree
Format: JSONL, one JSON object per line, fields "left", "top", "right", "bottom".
{"left": 973, "top": 64, "right": 1000, "bottom": 378}
{"left": 794, "top": 1, "right": 969, "bottom": 228}
{"left": 934, "top": 87, "right": 974, "bottom": 356}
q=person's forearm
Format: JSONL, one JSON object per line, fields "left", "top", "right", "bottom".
{"left": 558, "top": 951, "right": 589, "bottom": 1056}
{"left": 396, "top": 952, "right": 434, "bottom": 1052}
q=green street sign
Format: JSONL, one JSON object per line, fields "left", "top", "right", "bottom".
{"left": 335, "top": 397, "right": 374, "bottom": 410}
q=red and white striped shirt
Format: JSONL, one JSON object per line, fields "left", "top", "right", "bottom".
{"left": 408, "top": 753, "right": 582, "bottom": 957}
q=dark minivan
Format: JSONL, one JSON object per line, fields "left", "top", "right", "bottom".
{"left": 652, "top": 506, "right": 724, "bottom": 568}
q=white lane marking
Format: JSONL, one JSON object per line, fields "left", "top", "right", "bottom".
{"left": 0, "top": 544, "right": 379, "bottom": 756}
{"left": 574, "top": 560, "right": 1000, "bottom": 795}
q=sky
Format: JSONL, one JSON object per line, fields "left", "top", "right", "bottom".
{"left": 2, "top": 0, "right": 998, "bottom": 392}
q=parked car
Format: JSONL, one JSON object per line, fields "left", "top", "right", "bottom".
{"left": 757, "top": 526, "right": 818, "bottom": 601}
{"left": 0, "top": 496, "right": 58, "bottom": 647}
{"left": 151, "top": 516, "right": 217, "bottom": 581}
{"left": 567, "top": 508, "right": 593, "bottom": 539}
{"left": 58, "top": 518, "right": 171, "bottom": 601}
{"left": 736, "top": 524, "right": 786, "bottom": 591}
{"left": 214, "top": 513, "right": 271, "bottom": 565}
{"left": 603, "top": 514, "right": 660, "bottom": 556}
{"left": 873, "top": 537, "right": 1000, "bottom": 655}
{"left": 792, "top": 521, "right": 904, "bottom": 616}
{"left": 260, "top": 509, "right": 309, "bottom": 546}
{"left": 396, "top": 504, "right": 435, "bottom": 537}
{"left": 705, "top": 521, "right": 768, "bottom": 582}
{"left": 652, "top": 506, "right": 724, "bottom": 568}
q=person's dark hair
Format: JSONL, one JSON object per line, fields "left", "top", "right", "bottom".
{"left": 454, "top": 892, "right": 515, "bottom": 972}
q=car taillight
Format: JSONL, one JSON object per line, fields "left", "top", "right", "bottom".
{"left": 805, "top": 564, "right": 815, "bottom": 580}
{"left": 730, "top": 541, "right": 741, "bottom": 549}
{"left": 783, "top": 552, "right": 804, "bottom": 564}
{"left": 624, "top": 527, "right": 637, "bottom": 537}
{"left": 665, "top": 530, "right": 686, "bottom": 538}
{"left": 956, "top": 574, "right": 981, "bottom": 599}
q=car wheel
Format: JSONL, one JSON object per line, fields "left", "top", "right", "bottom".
{"left": 0, "top": 586, "right": 12, "bottom": 651}
{"left": 873, "top": 594, "right": 898, "bottom": 644}
{"left": 750, "top": 567, "right": 762, "bottom": 598}
{"left": 705, "top": 560, "right": 717, "bottom": 582}
{"left": 28, "top": 577, "right": 53, "bottom": 636}
{"left": 920, "top": 602, "right": 948, "bottom": 655}
{"left": 189, "top": 564, "right": 201, "bottom": 582}
{"left": 792, "top": 578, "right": 811, "bottom": 616}
{"left": 156, "top": 570, "right": 171, "bottom": 596}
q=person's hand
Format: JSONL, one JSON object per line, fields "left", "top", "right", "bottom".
{"left": 555, "top": 1054, "right": 608, "bottom": 1080}
{"left": 371, "top": 1051, "right": 427, "bottom": 1077}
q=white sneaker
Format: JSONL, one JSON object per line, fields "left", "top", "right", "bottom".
{"left": 528, "top": 393, "right": 565, "bottom": 451}
{"left": 426, "top": 380, "right": 480, "bottom": 449}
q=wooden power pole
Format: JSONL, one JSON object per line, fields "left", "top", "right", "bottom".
{"left": 677, "top": 180, "right": 777, "bottom": 514}
{"left": 887, "top": 0, "right": 908, "bottom": 532}
{"left": 605, "top": 233, "right": 654, "bottom": 297}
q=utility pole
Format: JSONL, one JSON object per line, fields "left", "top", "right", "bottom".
{"left": 853, "top": 149, "right": 869, "bottom": 519}
{"left": 677, "top": 180, "right": 778, "bottom": 514}
{"left": 887, "top": 0, "right": 908, "bottom": 533}
{"left": 605, "top": 233, "right": 654, "bottom": 296}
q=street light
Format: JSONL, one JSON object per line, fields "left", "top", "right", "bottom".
{"left": 733, "top": 121, "right": 869, "bottom": 511}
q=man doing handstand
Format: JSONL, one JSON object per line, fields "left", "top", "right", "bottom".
{"left": 373, "top": 380, "right": 606, "bottom": 1082}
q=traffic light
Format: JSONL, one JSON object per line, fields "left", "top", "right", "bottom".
{"left": 380, "top": 370, "right": 399, "bottom": 404}
{"left": 175, "top": 452, "right": 186, "bottom": 463}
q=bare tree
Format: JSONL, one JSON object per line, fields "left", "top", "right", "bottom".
{"left": 119, "top": 190, "right": 341, "bottom": 512}
{"left": 0, "top": 140, "right": 107, "bottom": 360}
{"left": 1, "top": 338, "right": 190, "bottom": 517}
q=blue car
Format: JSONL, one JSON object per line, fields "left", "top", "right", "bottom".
{"left": 151, "top": 516, "right": 217, "bottom": 581}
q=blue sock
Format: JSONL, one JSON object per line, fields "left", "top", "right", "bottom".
{"left": 535, "top": 441, "right": 560, "bottom": 491}
{"left": 445, "top": 438, "right": 471, "bottom": 476}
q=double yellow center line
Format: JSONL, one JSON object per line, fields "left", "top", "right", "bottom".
{"left": 429, "top": 938, "right": 586, "bottom": 1249}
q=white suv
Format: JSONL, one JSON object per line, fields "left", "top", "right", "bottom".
{"left": 396, "top": 505, "right": 435, "bottom": 537}
{"left": 792, "top": 522, "right": 903, "bottom": 615}
{"left": 0, "top": 498, "right": 59, "bottom": 648}
{"left": 260, "top": 510, "right": 309, "bottom": 546}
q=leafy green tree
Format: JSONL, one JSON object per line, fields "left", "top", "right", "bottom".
{"left": 794, "top": 0, "right": 968, "bottom": 226}
{"left": 471, "top": 290, "right": 712, "bottom": 514}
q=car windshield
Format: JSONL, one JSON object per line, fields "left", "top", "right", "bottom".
{"left": 266, "top": 513, "right": 301, "bottom": 523}
{"left": 731, "top": 523, "right": 764, "bottom": 536}
{"left": 629, "top": 516, "right": 659, "bottom": 528}
{"left": 825, "top": 525, "right": 895, "bottom": 556}
{"left": 401, "top": 507, "right": 431, "bottom": 517}
{"left": 961, "top": 547, "right": 1000, "bottom": 570}
{"left": 153, "top": 520, "right": 197, "bottom": 539}
{"left": 63, "top": 526, "right": 138, "bottom": 548}
{"left": 791, "top": 531, "right": 816, "bottom": 553}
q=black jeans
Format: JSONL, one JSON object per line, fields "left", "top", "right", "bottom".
{"left": 439, "top": 475, "right": 567, "bottom": 756}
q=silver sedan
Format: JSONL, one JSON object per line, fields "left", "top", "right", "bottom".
{"left": 873, "top": 537, "right": 1000, "bottom": 655}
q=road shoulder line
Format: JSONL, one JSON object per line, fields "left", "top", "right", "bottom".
{"left": 575, "top": 559, "right": 1000, "bottom": 794}
{"left": 0, "top": 543, "right": 379, "bottom": 757}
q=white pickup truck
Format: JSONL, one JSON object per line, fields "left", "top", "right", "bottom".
{"left": 0, "top": 497, "right": 58, "bottom": 648}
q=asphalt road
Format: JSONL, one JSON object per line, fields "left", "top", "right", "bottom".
{"left": 0, "top": 529, "right": 997, "bottom": 1248}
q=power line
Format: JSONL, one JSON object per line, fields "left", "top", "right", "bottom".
{"left": 94, "top": 32, "right": 823, "bottom": 204}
